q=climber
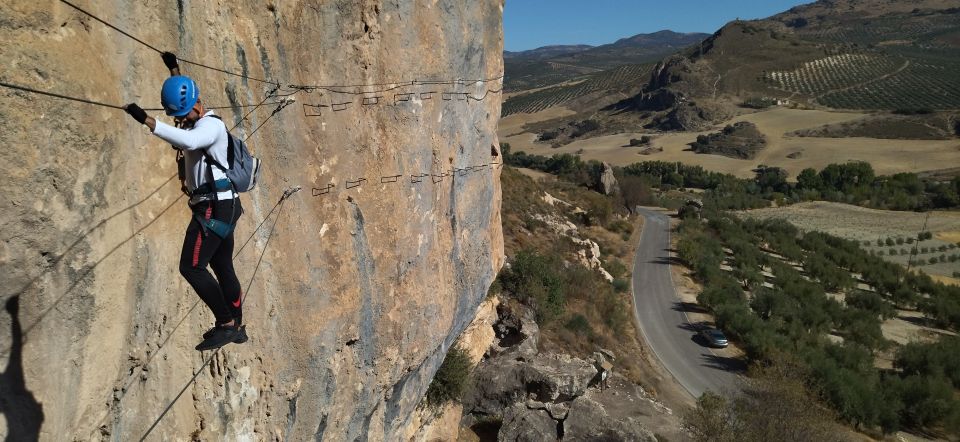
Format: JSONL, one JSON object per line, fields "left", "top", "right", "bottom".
{"left": 122, "top": 52, "right": 247, "bottom": 351}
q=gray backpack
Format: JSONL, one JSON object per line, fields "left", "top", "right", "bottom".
{"left": 205, "top": 115, "right": 261, "bottom": 192}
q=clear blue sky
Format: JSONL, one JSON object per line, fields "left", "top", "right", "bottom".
{"left": 504, "top": 0, "right": 812, "bottom": 51}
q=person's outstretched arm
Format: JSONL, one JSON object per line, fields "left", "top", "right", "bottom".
{"left": 162, "top": 52, "right": 181, "bottom": 76}
{"left": 122, "top": 104, "right": 220, "bottom": 151}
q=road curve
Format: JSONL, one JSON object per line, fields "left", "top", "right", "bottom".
{"left": 631, "top": 208, "right": 740, "bottom": 399}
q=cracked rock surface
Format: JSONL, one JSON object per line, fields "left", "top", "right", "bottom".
{"left": 0, "top": 1, "right": 504, "bottom": 440}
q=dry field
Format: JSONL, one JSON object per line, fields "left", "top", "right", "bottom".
{"left": 499, "top": 107, "right": 960, "bottom": 179}
{"left": 741, "top": 201, "right": 960, "bottom": 281}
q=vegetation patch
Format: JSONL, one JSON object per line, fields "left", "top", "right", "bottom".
{"left": 496, "top": 161, "right": 652, "bottom": 384}
{"left": 688, "top": 122, "right": 767, "bottom": 159}
{"left": 790, "top": 113, "right": 959, "bottom": 140}
{"left": 677, "top": 214, "right": 960, "bottom": 436}
{"left": 425, "top": 345, "right": 473, "bottom": 408}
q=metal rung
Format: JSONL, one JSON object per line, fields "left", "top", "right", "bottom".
{"left": 312, "top": 184, "right": 334, "bottom": 196}
{"left": 362, "top": 96, "right": 381, "bottom": 106}
{"left": 411, "top": 174, "right": 429, "bottom": 183}
{"left": 381, "top": 175, "right": 401, "bottom": 183}
{"left": 394, "top": 93, "right": 412, "bottom": 104}
{"left": 346, "top": 178, "right": 367, "bottom": 189}
{"left": 442, "top": 92, "right": 468, "bottom": 101}
{"left": 332, "top": 102, "right": 351, "bottom": 112}
{"left": 302, "top": 103, "right": 328, "bottom": 117}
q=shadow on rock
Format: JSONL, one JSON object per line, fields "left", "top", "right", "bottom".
{"left": 0, "top": 296, "right": 44, "bottom": 441}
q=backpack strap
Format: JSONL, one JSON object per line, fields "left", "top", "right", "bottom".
{"left": 200, "top": 114, "right": 232, "bottom": 172}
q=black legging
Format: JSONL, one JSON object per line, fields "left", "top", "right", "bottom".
{"left": 179, "top": 198, "right": 243, "bottom": 325}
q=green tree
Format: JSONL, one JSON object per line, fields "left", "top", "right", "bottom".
{"left": 500, "top": 250, "right": 566, "bottom": 322}
{"left": 425, "top": 345, "right": 473, "bottom": 407}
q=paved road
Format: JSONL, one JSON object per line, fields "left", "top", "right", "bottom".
{"left": 631, "top": 208, "right": 740, "bottom": 399}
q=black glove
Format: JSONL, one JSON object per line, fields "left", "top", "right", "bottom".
{"left": 125, "top": 103, "right": 148, "bottom": 124}
{"left": 161, "top": 52, "right": 179, "bottom": 70}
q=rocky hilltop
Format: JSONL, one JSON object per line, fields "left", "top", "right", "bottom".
{"left": 0, "top": 1, "right": 503, "bottom": 440}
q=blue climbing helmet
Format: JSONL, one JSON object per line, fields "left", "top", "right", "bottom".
{"left": 160, "top": 75, "right": 200, "bottom": 117}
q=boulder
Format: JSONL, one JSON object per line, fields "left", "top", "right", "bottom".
{"left": 525, "top": 399, "right": 569, "bottom": 420}
{"left": 563, "top": 396, "right": 658, "bottom": 442}
{"left": 521, "top": 354, "right": 598, "bottom": 402}
{"left": 464, "top": 354, "right": 597, "bottom": 415}
{"left": 498, "top": 403, "right": 558, "bottom": 442}
{"left": 491, "top": 303, "right": 539, "bottom": 358}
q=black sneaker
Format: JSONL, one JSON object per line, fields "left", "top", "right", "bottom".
{"left": 195, "top": 325, "right": 245, "bottom": 351}
{"left": 201, "top": 324, "right": 249, "bottom": 342}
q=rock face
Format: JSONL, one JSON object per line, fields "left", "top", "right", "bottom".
{"left": 598, "top": 162, "right": 620, "bottom": 196}
{"left": 0, "top": 1, "right": 503, "bottom": 440}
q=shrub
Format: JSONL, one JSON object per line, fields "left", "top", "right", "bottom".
{"left": 565, "top": 314, "right": 594, "bottom": 337}
{"left": 683, "top": 360, "right": 837, "bottom": 442}
{"left": 500, "top": 250, "right": 567, "bottom": 323}
{"left": 846, "top": 290, "right": 897, "bottom": 319}
{"left": 607, "top": 219, "right": 634, "bottom": 235}
{"left": 741, "top": 97, "right": 779, "bottom": 109}
{"left": 928, "top": 257, "right": 938, "bottom": 265}
{"left": 896, "top": 237, "right": 905, "bottom": 245}
{"left": 612, "top": 278, "right": 630, "bottom": 293}
{"left": 628, "top": 136, "right": 652, "bottom": 147}
{"left": 539, "top": 130, "right": 558, "bottom": 141}
{"left": 570, "top": 119, "right": 600, "bottom": 138}
{"left": 907, "top": 238, "right": 915, "bottom": 244}
{"left": 890, "top": 248, "right": 898, "bottom": 255}
{"left": 425, "top": 345, "right": 472, "bottom": 407}
{"left": 886, "top": 238, "right": 895, "bottom": 246}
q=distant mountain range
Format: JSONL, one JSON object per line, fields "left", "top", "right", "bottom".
{"left": 504, "top": 30, "right": 710, "bottom": 91}
{"left": 502, "top": 0, "right": 960, "bottom": 143}
{"left": 504, "top": 45, "right": 594, "bottom": 60}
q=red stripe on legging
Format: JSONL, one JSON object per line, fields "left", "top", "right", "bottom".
{"left": 192, "top": 232, "right": 202, "bottom": 266}
{"left": 191, "top": 204, "right": 213, "bottom": 267}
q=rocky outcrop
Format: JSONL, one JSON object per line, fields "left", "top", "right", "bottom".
{"left": 461, "top": 303, "right": 670, "bottom": 441}
{"left": 598, "top": 162, "right": 620, "bottom": 196}
{"left": 0, "top": 1, "right": 503, "bottom": 440}
{"left": 491, "top": 302, "right": 540, "bottom": 358}
{"left": 402, "top": 296, "right": 503, "bottom": 441}
{"left": 564, "top": 396, "right": 657, "bottom": 441}
{"left": 465, "top": 354, "right": 598, "bottom": 417}
{"left": 499, "top": 403, "right": 558, "bottom": 441}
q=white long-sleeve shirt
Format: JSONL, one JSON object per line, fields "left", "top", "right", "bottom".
{"left": 152, "top": 111, "right": 236, "bottom": 200}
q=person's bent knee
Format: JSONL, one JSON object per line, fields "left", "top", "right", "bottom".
{"left": 179, "top": 261, "right": 202, "bottom": 280}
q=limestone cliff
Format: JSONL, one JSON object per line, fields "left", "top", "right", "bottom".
{"left": 0, "top": 1, "right": 504, "bottom": 440}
